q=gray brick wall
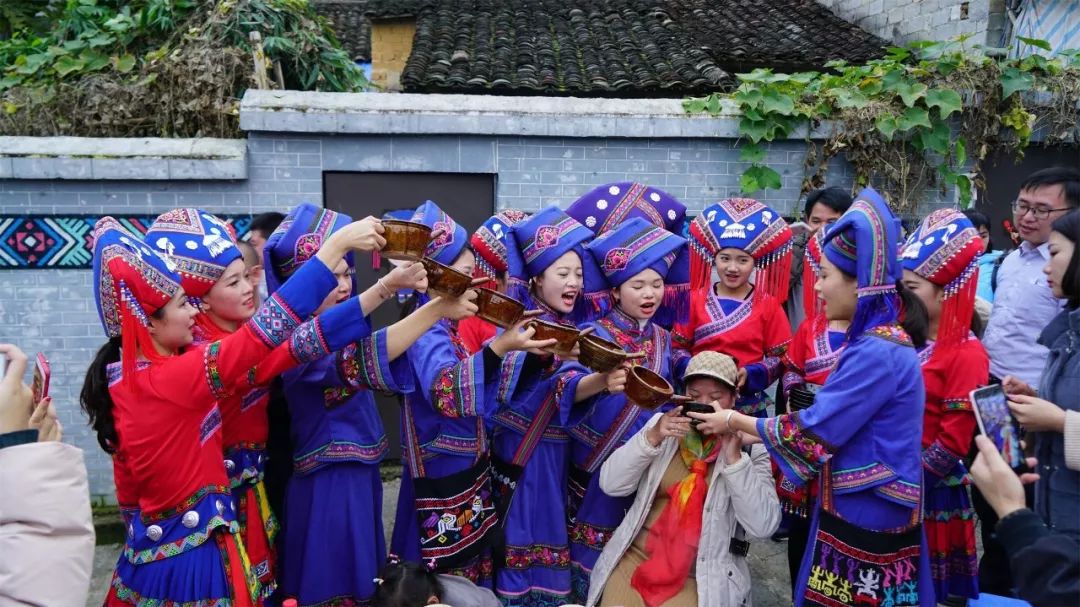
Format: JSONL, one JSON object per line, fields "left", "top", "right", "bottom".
{"left": 817, "top": 0, "right": 1005, "bottom": 46}
{"left": 0, "top": 131, "right": 866, "bottom": 500}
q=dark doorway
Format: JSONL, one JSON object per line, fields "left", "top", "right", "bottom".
{"left": 324, "top": 171, "right": 497, "bottom": 460}
{"left": 977, "top": 145, "right": 1079, "bottom": 250}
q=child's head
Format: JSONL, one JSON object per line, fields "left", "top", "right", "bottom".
{"left": 372, "top": 561, "right": 444, "bottom": 607}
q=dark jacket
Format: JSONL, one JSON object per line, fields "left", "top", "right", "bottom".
{"left": 996, "top": 508, "right": 1080, "bottom": 606}
{"left": 1035, "top": 306, "right": 1080, "bottom": 540}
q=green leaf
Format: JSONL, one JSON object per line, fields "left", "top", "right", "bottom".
{"left": 789, "top": 71, "right": 819, "bottom": 84}
{"left": 894, "top": 81, "right": 928, "bottom": 107}
{"left": 733, "top": 88, "right": 763, "bottom": 109}
{"left": 875, "top": 115, "right": 899, "bottom": 140}
{"left": 81, "top": 50, "right": 111, "bottom": 72}
{"left": 885, "top": 46, "right": 911, "bottom": 61}
{"left": 761, "top": 90, "right": 795, "bottom": 115}
{"left": 897, "top": 107, "right": 932, "bottom": 131}
{"left": 112, "top": 53, "right": 136, "bottom": 73}
{"left": 53, "top": 55, "right": 86, "bottom": 77}
{"left": 738, "top": 143, "right": 766, "bottom": 164}
{"left": 86, "top": 33, "right": 114, "bottom": 48}
{"left": 738, "top": 117, "right": 769, "bottom": 143}
{"left": 919, "top": 121, "right": 951, "bottom": 156}
{"left": 705, "top": 95, "right": 722, "bottom": 115}
{"left": 739, "top": 165, "right": 783, "bottom": 193}
{"left": 831, "top": 87, "right": 869, "bottom": 109}
{"left": 1000, "top": 67, "right": 1035, "bottom": 99}
{"left": 1016, "top": 36, "right": 1052, "bottom": 52}
{"left": 925, "top": 88, "right": 962, "bottom": 118}
{"left": 955, "top": 138, "right": 967, "bottom": 167}
{"left": 956, "top": 175, "right": 973, "bottom": 207}
{"left": 683, "top": 97, "right": 707, "bottom": 114}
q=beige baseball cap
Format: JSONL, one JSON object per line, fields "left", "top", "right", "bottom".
{"left": 683, "top": 351, "right": 738, "bottom": 389}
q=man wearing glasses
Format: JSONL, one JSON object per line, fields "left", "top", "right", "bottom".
{"left": 976, "top": 166, "right": 1080, "bottom": 595}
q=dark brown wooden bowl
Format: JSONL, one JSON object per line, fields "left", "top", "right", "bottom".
{"left": 475, "top": 288, "right": 526, "bottom": 329}
{"left": 526, "top": 319, "right": 579, "bottom": 356}
{"left": 625, "top": 365, "right": 674, "bottom": 409}
{"left": 421, "top": 257, "right": 473, "bottom": 298}
{"left": 381, "top": 220, "right": 432, "bottom": 261}
{"left": 578, "top": 334, "right": 628, "bottom": 373}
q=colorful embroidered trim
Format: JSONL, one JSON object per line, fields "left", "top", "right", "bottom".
{"left": 922, "top": 441, "right": 961, "bottom": 478}
{"left": 141, "top": 485, "right": 233, "bottom": 524}
{"left": 288, "top": 318, "right": 330, "bottom": 363}
{"left": 831, "top": 462, "right": 895, "bottom": 492}
{"left": 568, "top": 520, "right": 618, "bottom": 551}
{"left": 203, "top": 341, "right": 227, "bottom": 400}
{"left": 444, "top": 554, "right": 495, "bottom": 585}
{"left": 109, "top": 570, "right": 233, "bottom": 607}
{"left": 876, "top": 478, "right": 922, "bottom": 508}
{"left": 696, "top": 288, "right": 754, "bottom": 343}
{"left": 124, "top": 516, "right": 234, "bottom": 564}
{"left": 494, "top": 409, "right": 568, "bottom": 442}
{"left": 247, "top": 293, "right": 301, "bottom": 349}
{"left": 198, "top": 405, "right": 223, "bottom": 446}
{"left": 292, "top": 439, "right": 389, "bottom": 474}
{"left": 504, "top": 543, "right": 571, "bottom": 569}
{"left": 761, "top": 412, "right": 831, "bottom": 483}
{"left": 868, "top": 324, "right": 913, "bottom": 347}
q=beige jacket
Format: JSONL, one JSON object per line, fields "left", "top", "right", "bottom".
{"left": 586, "top": 413, "right": 780, "bottom": 607}
{"left": 0, "top": 442, "right": 95, "bottom": 607}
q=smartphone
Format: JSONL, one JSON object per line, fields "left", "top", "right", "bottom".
{"left": 969, "top": 385, "right": 1022, "bottom": 469}
{"left": 32, "top": 353, "right": 50, "bottom": 403}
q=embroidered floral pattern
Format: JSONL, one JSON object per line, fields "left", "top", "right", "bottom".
{"left": 868, "top": 323, "right": 913, "bottom": 347}
{"left": 762, "top": 412, "right": 831, "bottom": 483}
{"left": 568, "top": 520, "right": 617, "bottom": 550}
{"left": 504, "top": 543, "right": 571, "bottom": 569}
{"left": 444, "top": 554, "right": 495, "bottom": 585}
{"left": 433, "top": 355, "right": 478, "bottom": 418}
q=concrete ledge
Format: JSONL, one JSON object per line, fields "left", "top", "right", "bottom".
{"left": 0, "top": 137, "right": 247, "bottom": 180}
{"left": 240, "top": 90, "right": 834, "bottom": 139}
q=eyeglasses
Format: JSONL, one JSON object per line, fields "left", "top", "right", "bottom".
{"left": 1011, "top": 201, "right": 1071, "bottom": 220}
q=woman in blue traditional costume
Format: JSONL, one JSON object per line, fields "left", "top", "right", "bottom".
{"left": 390, "top": 201, "right": 553, "bottom": 589}
{"left": 84, "top": 213, "right": 384, "bottom": 606}
{"left": 716, "top": 188, "right": 935, "bottom": 607}
{"left": 564, "top": 182, "right": 692, "bottom": 330}
{"left": 261, "top": 203, "right": 475, "bottom": 606}
{"left": 490, "top": 206, "right": 604, "bottom": 606}
{"left": 554, "top": 217, "right": 692, "bottom": 602}
{"left": 673, "top": 198, "right": 794, "bottom": 417}
{"left": 900, "top": 209, "right": 986, "bottom": 602}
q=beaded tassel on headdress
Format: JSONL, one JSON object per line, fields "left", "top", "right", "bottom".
{"left": 802, "top": 228, "right": 828, "bottom": 332}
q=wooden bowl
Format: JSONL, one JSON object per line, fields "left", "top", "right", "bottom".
{"left": 625, "top": 366, "right": 674, "bottom": 410}
{"left": 381, "top": 220, "right": 432, "bottom": 261}
{"left": 475, "top": 288, "right": 526, "bottom": 329}
{"left": 578, "top": 334, "right": 627, "bottom": 373}
{"left": 421, "top": 257, "right": 473, "bottom": 298}
{"left": 526, "top": 319, "right": 579, "bottom": 356}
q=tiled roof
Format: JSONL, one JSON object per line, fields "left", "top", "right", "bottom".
{"left": 314, "top": 0, "right": 888, "bottom": 97}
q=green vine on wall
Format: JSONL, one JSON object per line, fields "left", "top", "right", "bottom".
{"left": 684, "top": 37, "right": 1080, "bottom": 214}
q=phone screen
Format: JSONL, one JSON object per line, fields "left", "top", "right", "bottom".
{"left": 32, "top": 353, "right": 50, "bottom": 403}
{"left": 970, "top": 385, "right": 1022, "bottom": 468}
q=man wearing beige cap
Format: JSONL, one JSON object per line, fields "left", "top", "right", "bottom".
{"left": 584, "top": 351, "right": 780, "bottom": 607}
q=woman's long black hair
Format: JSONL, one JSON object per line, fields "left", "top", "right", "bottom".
{"left": 1051, "top": 208, "right": 1080, "bottom": 309}
{"left": 896, "top": 280, "right": 929, "bottom": 348}
{"left": 80, "top": 337, "right": 122, "bottom": 454}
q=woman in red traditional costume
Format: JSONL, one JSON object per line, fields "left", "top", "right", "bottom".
{"left": 145, "top": 207, "right": 425, "bottom": 598}
{"left": 674, "top": 198, "right": 794, "bottom": 417}
{"left": 899, "top": 209, "right": 987, "bottom": 602}
{"left": 82, "top": 214, "right": 383, "bottom": 606}
{"left": 459, "top": 209, "right": 529, "bottom": 353}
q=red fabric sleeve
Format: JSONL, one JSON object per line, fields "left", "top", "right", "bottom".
{"left": 936, "top": 340, "right": 989, "bottom": 459}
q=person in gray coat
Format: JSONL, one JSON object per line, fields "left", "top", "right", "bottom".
{"left": 1003, "top": 208, "right": 1080, "bottom": 541}
{"left": 586, "top": 352, "right": 780, "bottom": 607}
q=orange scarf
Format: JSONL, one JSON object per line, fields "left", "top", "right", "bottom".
{"left": 631, "top": 430, "right": 720, "bottom": 607}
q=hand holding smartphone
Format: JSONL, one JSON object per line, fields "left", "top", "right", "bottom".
{"left": 969, "top": 385, "right": 1023, "bottom": 469}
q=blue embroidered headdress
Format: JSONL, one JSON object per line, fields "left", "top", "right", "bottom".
{"left": 822, "top": 187, "right": 903, "bottom": 341}
{"left": 92, "top": 217, "right": 183, "bottom": 380}
{"left": 584, "top": 218, "right": 688, "bottom": 325}
{"left": 264, "top": 203, "right": 353, "bottom": 296}
{"left": 506, "top": 206, "right": 603, "bottom": 322}
{"left": 410, "top": 200, "right": 469, "bottom": 266}
{"left": 146, "top": 208, "right": 242, "bottom": 302}
{"left": 688, "top": 198, "right": 793, "bottom": 303}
